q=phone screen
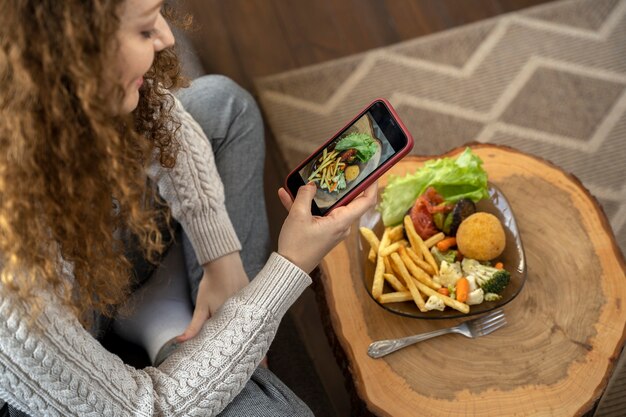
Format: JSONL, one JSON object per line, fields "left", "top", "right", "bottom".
{"left": 294, "top": 101, "right": 406, "bottom": 215}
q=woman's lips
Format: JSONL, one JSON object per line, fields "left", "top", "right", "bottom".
{"left": 136, "top": 77, "right": 144, "bottom": 88}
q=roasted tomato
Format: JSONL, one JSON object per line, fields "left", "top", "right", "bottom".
{"left": 409, "top": 199, "right": 439, "bottom": 239}
{"left": 409, "top": 187, "right": 453, "bottom": 239}
{"left": 339, "top": 149, "right": 357, "bottom": 164}
{"left": 422, "top": 187, "right": 453, "bottom": 214}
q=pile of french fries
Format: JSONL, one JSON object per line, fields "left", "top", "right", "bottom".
{"left": 360, "top": 215, "right": 470, "bottom": 314}
{"left": 307, "top": 148, "right": 346, "bottom": 191}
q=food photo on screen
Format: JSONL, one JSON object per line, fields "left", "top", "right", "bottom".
{"left": 298, "top": 111, "right": 395, "bottom": 211}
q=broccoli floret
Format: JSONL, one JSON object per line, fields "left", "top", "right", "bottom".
{"left": 462, "top": 258, "right": 511, "bottom": 294}
{"left": 481, "top": 270, "right": 510, "bottom": 294}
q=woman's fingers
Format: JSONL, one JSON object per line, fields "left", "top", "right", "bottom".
{"left": 176, "top": 305, "right": 209, "bottom": 342}
{"left": 277, "top": 188, "right": 294, "bottom": 211}
{"left": 352, "top": 181, "right": 379, "bottom": 209}
{"left": 176, "top": 280, "right": 212, "bottom": 343}
{"left": 277, "top": 181, "right": 378, "bottom": 274}
{"left": 278, "top": 183, "right": 315, "bottom": 213}
{"left": 290, "top": 183, "right": 317, "bottom": 215}
{"left": 332, "top": 182, "right": 379, "bottom": 223}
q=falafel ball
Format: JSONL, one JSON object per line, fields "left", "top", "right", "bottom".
{"left": 456, "top": 212, "right": 506, "bottom": 261}
{"left": 345, "top": 165, "right": 360, "bottom": 182}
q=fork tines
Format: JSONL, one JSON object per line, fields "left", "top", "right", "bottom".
{"left": 473, "top": 309, "right": 507, "bottom": 336}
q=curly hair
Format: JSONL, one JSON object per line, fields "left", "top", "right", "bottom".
{"left": 0, "top": 0, "right": 188, "bottom": 325}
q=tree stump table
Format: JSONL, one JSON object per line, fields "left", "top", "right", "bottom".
{"left": 317, "top": 144, "right": 626, "bottom": 416}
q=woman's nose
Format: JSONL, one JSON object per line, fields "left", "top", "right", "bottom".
{"left": 154, "top": 14, "right": 175, "bottom": 51}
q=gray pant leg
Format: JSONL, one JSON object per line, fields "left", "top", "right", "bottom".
{"left": 175, "top": 75, "right": 271, "bottom": 301}
{"left": 217, "top": 368, "right": 314, "bottom": 417}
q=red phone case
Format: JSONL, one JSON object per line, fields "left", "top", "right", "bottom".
{"left": 284, "top": 98, "right": 414, "bottom": 214}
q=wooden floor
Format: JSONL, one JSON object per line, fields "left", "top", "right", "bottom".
{"left": 183, "top": 0, "right": 551, "bottom": 92}
{"left": 178, "top": 1, "right": 553, "bottom": 415}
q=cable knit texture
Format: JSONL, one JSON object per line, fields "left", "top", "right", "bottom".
{"left": 0, "top": 253, "right": 310, "bottom": 416}
{"left": 0, "top": 97, "right": 312, "bottom": 416}
{"left": 147, "top": 96, "right": 242, "bottom": 264}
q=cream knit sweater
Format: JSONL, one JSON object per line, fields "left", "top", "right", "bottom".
{"left": 0, "top": 97, "right": 311, "bottom": 416}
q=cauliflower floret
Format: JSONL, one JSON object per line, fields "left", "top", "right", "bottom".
{"left": 484, "top": 293, "right": 502, "bottom": 302}
{"left": 435, "top": 261, "right": 462, "bottom": 287}
{"left": 425, "top": 295, "right": 445, "bottom": 311}
{"left": 466, "top": 274, "right": 478, "bottom": 292}
{"left": 466, "top": 288, "right": 484, "bottom": 306}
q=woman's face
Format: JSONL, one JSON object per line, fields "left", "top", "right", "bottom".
{"left": 116, "top": 0, "right": 175, "bottom": 114}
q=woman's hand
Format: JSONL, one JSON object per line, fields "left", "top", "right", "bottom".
{"left": 175, "top": 253, "right": 269, "bottom": 367}
{"left": 277, "top": 182, "right": 378, "bottom": 274}
{"left": 176, "top": 252, "right": 248, "bottom": 343}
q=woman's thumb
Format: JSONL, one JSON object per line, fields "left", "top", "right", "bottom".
{"left": 176, "top": 306, "right": 209, "bottom": 343}
{"left": 292, "top": 183, "right": 317, "bottom": 213}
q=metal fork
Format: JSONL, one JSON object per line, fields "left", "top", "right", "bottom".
{"left": 367, "top": 309, "right": 507, "bottom": 358}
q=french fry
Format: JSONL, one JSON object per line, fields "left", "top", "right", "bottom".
{"left": 418, "top": 258, "right": 436, "bottom": 276}
{"left": 422, "top": 245, "right": 439, "bottom": 276}
{"left": 407, "top": 245, "right": 423, "bottom": 261}
{"left": 383, "top": 273, "right": 407, "bottom": 292}
{"left": 359, "top": 227, "right": 379, "bottom": 249}
{"left": 382, "top": 228, "right": 392, "bottom": 247}
{"left": 404, "top": 215, "right": 439, "bottom": 275}
{"left": 379, "top": 291, "right": 413, "bottom": 303}
{"left": 389, "top": 256, "right": 402, "bottom": 277}
{"left": 405, "top": 248, "right": 435, "bottom": 275}
{"left": 383, "top": 256, "right": 393, "bottom": 275}
{"left": 424, "top": 232, "right": 445, "bottom": 248}
{"left": 399, "top": 247, "right": 441, "bottom": 290}
{"left": 372, "top": 255, "right": 386, "bottom": 300}
{"left": 390, "top": 252, "right": 427, "bottom": 312}
{"left": 379, "top": 242, "right": 403, "bottom": 257}
{"left": 403, "top": 215, "right": 421, "bottom": 251}
{"left": 413, "top": 278, "right": 469, "bottom": 314}
{"left": 403, "top": 218, "right": 422, "bottom": 259}
{"left": 360, "top": 227, "right": 379, "bottom": 263}
{"left": 307, "top": 156, "right": 335, "bottom": 180}
{"left": 371, "top": 229, "right": 390, "bottom": 299}
{"left": 388, "top": 225, "right": 404, "bottom": 242}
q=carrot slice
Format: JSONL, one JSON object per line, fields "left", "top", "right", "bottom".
{"left": 436, "top": 237, "right": 457, "bottom": 252}
{"left": 455, "top": 277, "right": 469, "bottom": 303}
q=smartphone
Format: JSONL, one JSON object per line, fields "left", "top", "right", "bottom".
{"left": 285, "top": 98, "right": 414, "bottom": 216}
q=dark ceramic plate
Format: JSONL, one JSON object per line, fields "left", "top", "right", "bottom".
{"left": 359, "top": 184, "right": 526, "bottom": 319}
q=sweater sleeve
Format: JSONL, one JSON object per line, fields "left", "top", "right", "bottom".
{"left": 0, "top": 253, "right": 311, "bottom": 417}
{"left": 147, "top": 95, "right": 241, "bottom": 264}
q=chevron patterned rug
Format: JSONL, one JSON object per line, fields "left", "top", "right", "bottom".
{"left": 255, "top": 0, "right": 626, "bottom": 257}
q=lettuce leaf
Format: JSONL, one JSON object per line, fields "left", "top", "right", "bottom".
{"left": 335, "top": 133, "right": 378, "bottom": 162}
{"left": 379, "top": 148, "right": 489, "bottom": 226}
